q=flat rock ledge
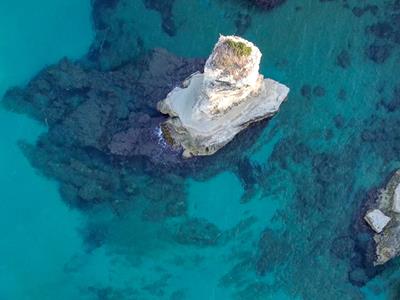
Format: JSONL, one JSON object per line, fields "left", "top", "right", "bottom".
{"left": 364, "top": 170, "right": 400, "bottom": 265}
{"left": 157, "top": 35, "right": 289, "bottom": 157}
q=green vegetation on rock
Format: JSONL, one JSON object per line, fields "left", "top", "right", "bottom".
{"left": 225, "top": 39, "right": 252, "bottom": 57}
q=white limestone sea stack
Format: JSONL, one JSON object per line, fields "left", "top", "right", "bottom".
{"left": 157, "top": 35, "right": 290, "bottom": 157}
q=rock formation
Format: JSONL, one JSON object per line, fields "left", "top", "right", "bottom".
{"left": 363, "top": 170, "right": 400, "bottom": 265}
{"left": 157, "top": 35, "right": 289, "bottom": 157}
{"left": 364, "top": 209, "right": 391, "bottom": 233}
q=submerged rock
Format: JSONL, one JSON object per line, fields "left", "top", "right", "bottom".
{"left": 157, "top": 35, "right": 289, "bottom": 157}
{"left": 174, "top": 218, "right": 221, "bottom": 246}
{"left": 365, "top": 43, "right": 392, "bottom": 64}
{"left": 143, "top": 0, "right": 177, "bottom": 36}
{"left": 1, "top": 48, "right": 206, "bottom": 209}
{"left": 250, "top": 0, "right": 286, "bottom": 10}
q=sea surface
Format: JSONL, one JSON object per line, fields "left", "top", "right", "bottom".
{"left": 1, "top": 0, "right": 400, "bottom": 299}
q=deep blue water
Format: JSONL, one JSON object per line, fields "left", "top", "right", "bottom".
{"left": 1, "top": 0, "right": 400, "bottom": 299}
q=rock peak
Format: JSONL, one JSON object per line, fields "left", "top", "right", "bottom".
{"left": 205, "top": 35, "right": 261, "bottom": 86}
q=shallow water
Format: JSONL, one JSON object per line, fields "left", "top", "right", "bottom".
{"left": 2, "top": 0, "right": 400, "bottom": 299}
{"left": 0, "top": 1, "right": 92, "bottom": 299}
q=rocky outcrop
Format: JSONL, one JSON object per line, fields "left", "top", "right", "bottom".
{"left": 363, "top": 170, "right": 400, "bottom": 265}
{"left": 157, "top": 35, "right": 289, "bottom": 157}
{"left": 364, "top": 209, "right": 391, "bottom": 233}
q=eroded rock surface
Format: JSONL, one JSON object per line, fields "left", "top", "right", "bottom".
{"left": 157, "top": 35, "right": 289, "bottom": 157}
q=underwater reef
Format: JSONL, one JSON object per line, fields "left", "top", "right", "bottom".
{"left": 3, "top": 0, "right": 400, "bottom": 299}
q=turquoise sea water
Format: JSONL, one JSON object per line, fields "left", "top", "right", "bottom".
{"left": 0, "top": 1, "right": 93, "bottom": 299}
{"left": 2, "top": 0, "right": 400, "bottom": 299}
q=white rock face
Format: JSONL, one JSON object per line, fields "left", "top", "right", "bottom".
{"left": 157, "top": 35, "right": 289, "bottom": 157}
{"left": 364, "top": 209, "right": 391, "bottom": 233}
{"left": 392, "top": 183, "right": 400, "bottom": 213}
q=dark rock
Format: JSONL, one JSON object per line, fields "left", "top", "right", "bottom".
{"left": 300, "top": 84, "right": 312, "bottom": 99}
{"left": 175, "top": 218, "right": 221, "bottom": 246}
{"left": 364, "top": 7, "right": 400, "bottom": 50}
{"left": 234, "top": 12, "right": 252, "bottom": 35}
{"left": 380, "top": 86, "right": 400, "bottom": 112}
{"left": 291, "top": 142, "right": 311, "bottom": 164}
{"left": 348, "top": 268, "right": 369, "bottom": 287}
{"left": 2, "top": 48, "right": 208, "bottom": 211}
{"left": 330, "top": 236, "right": 354, "bottom": 259}
{"left": 88, "top": 0, "right": 144, "bottom": 69}
{"left": 333, "top": 114, "right": 345, "bottom": 128}
{"left": 270, "top": 136, "right": 312, "bottom": 168}
{"left": 59, "top": 183, "right": 80, "bottom": 207}
{"left": 352, "top": 5, "right": 378, "bottom": 17}
{"left": 236, "top": 158, "right": 262, "bottom": 202}
{"left": 300, "top": 84, "right": 325, "bottom": 99}
{"left": 352, "top": 7, "right": 364, "bottom": 17}
{"left": 366, "top": 5, "right": 379, "bottom": 15}
{"left": 82, "top": 223, "right": 108, "bottom": 252}
{"left": 237, "top": 157, "right": 257, "bottom": 187}
{"left": 256, "top": 228, "right": 290, "bottom": 275}
{"left": 367, "top": 22, "right": 393, "bottom": 39}
{"left": 312, "top": 153, "right": 337, "bottom": 184}
{"left": 338, "top": 89, "right": 347, "bottom": 100}
{"left": 365, "top": 43, "right": 392, "bottom": 64}
{"left": 92, "top": 0, "right": 120, "bottom": 30}
{"left": 249, "top": 0, "right": 286, "bottom": 10}
{"left": 143, "top": 0, "right": 177, "bottom": 36}
{"left": 165, "top": 198, "right": 187, "bottom": 217}
{"left": 143, "top": 175, "right": 187, "bottom": 220}
{"left": 313, "top": 86, "right": 326, "bottom": 97}
{"left": 336, "top": 49, "right": 351, "bottom": 68}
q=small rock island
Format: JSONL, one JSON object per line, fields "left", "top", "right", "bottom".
{"left": 157, "top": 35, "right": 290, "bottom": 157}
{"left": 364, "top": 170, "right": 400, "bottom": 265}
